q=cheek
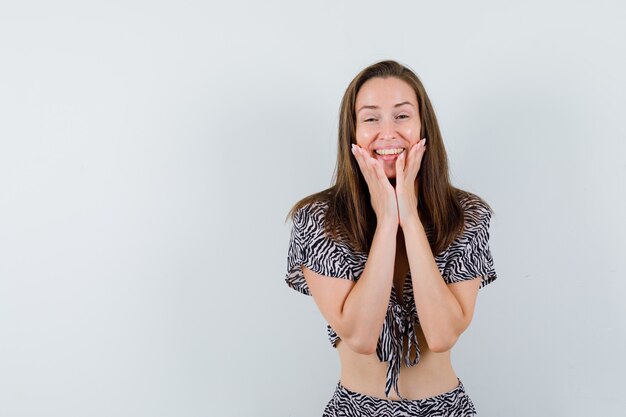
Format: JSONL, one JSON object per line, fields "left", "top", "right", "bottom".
{"left": 356, "top": 126, "right": 375, "bottom": 146}
{"left": 402, "top": 124, "right": 419, "bottom": 139}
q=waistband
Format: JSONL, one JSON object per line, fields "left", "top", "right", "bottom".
{"left": 329, "top": 378, "right": 475, "bottom": 415}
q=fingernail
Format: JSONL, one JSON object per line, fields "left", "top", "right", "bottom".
{"left": 422, "top": 138, "right": 427, "bottom": 145}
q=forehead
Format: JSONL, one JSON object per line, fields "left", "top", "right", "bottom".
{"left": 355, "top": 77, "right": 417, "bottom": 108}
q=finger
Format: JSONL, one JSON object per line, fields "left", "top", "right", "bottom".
{"left": 395, "top": 149, "right": 406, "bottom": 184}
{"left": 360, "top": 147, "right": 378, "bottom": 177}
{"left": 403, "top": 142, "right": 419, "bottom": 181}
{"left": 366, "top": 151, "right": 387, "bottom": 186}
{"left": 356, "top": 146, "right": 388, "bottom": 188}
{"left": 357, "top": 146, "right": 394, "bottom": 193}
{"left": 351, "top": 145, "right": 370, "bottom": 179}
{"left": 415, "top": 138, "right": 427, "bottom": 168}
{"left": 353, "top": 145, "right": 377, "bottom": 187}
{"left": 407, "top": 139, "right": 425, "bottom": 179}
{"left": 352, "top": 145, "right": 373, "bottom": 188}
{"left": 372, "top": 156, "right": 390, "bottom": 185}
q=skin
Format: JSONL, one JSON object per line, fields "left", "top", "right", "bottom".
{"left": 353, "top": 76, "right": 425, "bottom": 226}
{"left": 303, "top": 76, "right": 481, "bottom": 401}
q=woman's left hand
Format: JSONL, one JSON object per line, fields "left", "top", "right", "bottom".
{"left": 395, "top": 137, "right": 427, "bottom": 228}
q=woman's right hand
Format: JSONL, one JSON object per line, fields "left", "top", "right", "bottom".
{"left": 351, "top": 144, "right": 399, "bottom": 226}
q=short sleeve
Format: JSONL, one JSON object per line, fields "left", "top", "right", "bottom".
{"left": 443, "top": 202, "right": 497, "bottom": 288}
{"left": 285, "top": 201, "right": 365, "bottom": 296}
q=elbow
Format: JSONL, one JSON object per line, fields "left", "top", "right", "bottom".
{"left": 427, "top": 333, "right": 459, "bottom": 353}
{"left": 337, "top": 317, "right": 379, "bottom": 355}
{"left": 345, "top": 334, "right": 378, "bottom": 355}
{"left": 426, "top": 317, "right": 470, "bottom": 353}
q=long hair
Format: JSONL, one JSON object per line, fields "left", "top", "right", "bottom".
{"left": 287, "top": 60, "right": 489, "bottom": 255}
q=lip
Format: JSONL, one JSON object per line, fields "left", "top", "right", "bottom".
{"left": 373, "top": 146, "right": 406, "bottom": 151}
{"left": 372, "top": 147, "right": 405, "bottom": 161}
{"left": 376, "top": 153, "right": 402, "bottom": 161}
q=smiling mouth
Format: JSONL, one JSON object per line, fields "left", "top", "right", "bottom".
{"left": 374, "top": 148, "right": 405, "bottom": 156}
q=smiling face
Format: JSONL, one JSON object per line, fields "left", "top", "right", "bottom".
{"left": 355, "top": 76, "right": 422, "bottom": 179}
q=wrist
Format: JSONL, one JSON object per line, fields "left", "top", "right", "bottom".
{"left": 400, "top": 214, "right": 422, "bottom": 230}
{"left": 376, "top": 217, "right": 399, "bottom": 232}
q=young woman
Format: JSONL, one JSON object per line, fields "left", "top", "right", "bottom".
{"left": 285, "top": 60, "right": 497, "bottom": 416}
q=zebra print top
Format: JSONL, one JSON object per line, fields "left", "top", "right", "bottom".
{"left": 285, "top": 191, "right": 497, "bottom": 401}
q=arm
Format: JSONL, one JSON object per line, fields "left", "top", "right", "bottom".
{"left": 394, "top": 139, "right": 480, "bottom": 352}
{"left": 402, "top": 217, "right": 480, "bottom": 352}
{"left": 303, "top": 218, "right": 397, "bottom": 355}
{"left": 303, "top": 144, "right": 401, "bottom": 355}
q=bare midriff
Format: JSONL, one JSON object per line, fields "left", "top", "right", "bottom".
{"left": 334, "top": 231, "right": 459, "bottom": 401}
{"left": 335, "top": 323, "right": 459, "bottom": 401}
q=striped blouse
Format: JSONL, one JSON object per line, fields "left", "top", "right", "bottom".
{"left": 285, "top": 191, "right": 497, "bottom": 400}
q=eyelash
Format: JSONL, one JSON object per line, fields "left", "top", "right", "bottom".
{"left": 363, "top": 115, "right": 409, "bottom": 122}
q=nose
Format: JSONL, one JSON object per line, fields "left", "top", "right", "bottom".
{"left": 379, "top": 117, "right": 396, "bottom": 140}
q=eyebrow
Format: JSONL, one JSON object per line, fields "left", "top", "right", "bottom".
{"left": 357, "top": 101, "right": 414, "bottom": 113}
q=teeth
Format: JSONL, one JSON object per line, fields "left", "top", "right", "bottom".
{"left": 375, "top": 148, "right": 404, "bottom": 155}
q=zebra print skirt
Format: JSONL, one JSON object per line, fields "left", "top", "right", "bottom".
{"left": 322, "top": 378, "right": 477, "bottom": 417}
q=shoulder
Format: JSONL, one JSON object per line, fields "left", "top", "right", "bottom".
{"left": 458, "top": 190, "right": 492, "bottom": 222}
{"left": 294, "top": 199, "right": 329, "bottom": 220}
{"left": 292, "top": 199, "right": 330, "bottom": 234}
{"left": 287, "top": 198, "right": 365, "bottom": 284}
{"left": 456, "top": 190, "right": 493, "bottom": 238}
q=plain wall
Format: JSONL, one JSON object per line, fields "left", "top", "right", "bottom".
{"left": 1, "top": 1, "right": 625, "bottom": 416}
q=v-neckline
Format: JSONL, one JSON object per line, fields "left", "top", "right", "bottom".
{"left": 393, "top": 234, "right": 410, "bottom": 307}
{"left": 392, "top": 269, "right": 411, "bottom": 307}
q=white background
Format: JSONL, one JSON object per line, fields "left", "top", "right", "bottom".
{"left": 1, "top": 1, "right": 625, "bottom": 416}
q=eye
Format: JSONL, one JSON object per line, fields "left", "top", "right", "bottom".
{"left": 396, "top": 114, "right": 409, "bottom": 120}
{"left": 364, "top": 117, "right": 377, "bottom": 122}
